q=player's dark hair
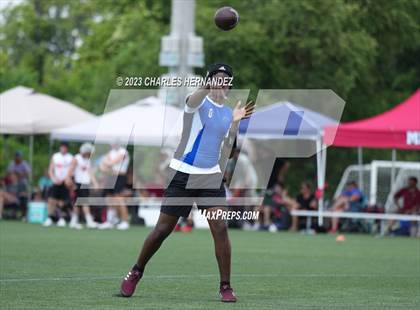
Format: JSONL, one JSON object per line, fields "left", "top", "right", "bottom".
{"left": 206, "top": 63, "right": 233, "bottom": 79}
{"left": 347, "top": 181, "right": 357, "bottom": 187}
{"left": 205, "top": 63, "right": 234, "bottom": 89}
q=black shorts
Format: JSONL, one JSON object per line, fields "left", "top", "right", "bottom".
{"left": 104, "top": 175, "right": 127, "bottom": 195}
{"left": 50, "top": 183, "right": 69, "bottom": 201}
{"left": 161, "top": 169, "right": 226, "bottom": 218}
{"left": 75, "top": 183, "right": 90, "bottom": 198}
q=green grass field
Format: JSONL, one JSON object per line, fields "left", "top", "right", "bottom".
{"left": 0, "top": 221, "right": 419, "bottom": 309}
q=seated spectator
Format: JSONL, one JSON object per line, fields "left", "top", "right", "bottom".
{"left": 38, "top": 169, "right": 53, "bottom": 200}
{"left": 7, "top": 150, "right": 31, "bottom": 187}
{"left": 330, "top": 181, "right": 364, "bottom": 233}
{"left": 0, "top": 172, "right": 28, "bottom": 219}
{"left": 296, "top": 181, "right": 317, "bottom": 229}
{"left": 297, "top": 182, "right": 317, "bottom": 211}
{"left": 0, "top": 178, "right": 8, "bottom": 219}
{"left": 387, "top": 176, "right": 420, "bottom": 237}
{"left": 257, "top": 182, "right": 299, "bottom": 232}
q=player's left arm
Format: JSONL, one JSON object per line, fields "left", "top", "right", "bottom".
{"left": 220, "top": 100, "right": 255, "bottom": 172}
{"left": 226, "top": 100, "right": 255, "bottom": 148}
{"left": 64, "top": 156, "right": 75, "bottom": 187}
{"left": 67, "top": 157, "right": 77, "bottom": 179}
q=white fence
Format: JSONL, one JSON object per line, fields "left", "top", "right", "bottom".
{"left": 334, "top": 160, "right": 420, "bottom": 208}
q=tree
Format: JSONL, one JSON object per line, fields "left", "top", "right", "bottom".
{"left": 1, "top": 0, "right": 419, "bottom": 191}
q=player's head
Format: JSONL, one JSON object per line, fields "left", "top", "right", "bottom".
{"left": 300, "top": 181, "right": 312, "bottom": 194}
{"left": 14, "top": 150, "right": 23, "bottom": 163}
{"left": 346, "top": 181, "right": 357, "bottom": 189}
{"left": 80, "top": 142, "right": 94, "bottom": 157}
{"left": 408, "top": 176, "right": 418, "bottom": 188}
{"left": 206, "top": 63, "right": 233, "bottom": 101}
{"left": 59, "top": 141, "right": 69, "bottom": 154}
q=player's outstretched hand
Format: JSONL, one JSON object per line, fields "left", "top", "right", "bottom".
{"left": 233, "top": 100, "right": 255, "bottom": 122}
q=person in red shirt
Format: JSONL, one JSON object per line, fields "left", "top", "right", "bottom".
{"left": 394, "top": 177, "right": 420, "bottom": 213}
{"left": 388, "top": 176, "right": 420, "bottom": 236}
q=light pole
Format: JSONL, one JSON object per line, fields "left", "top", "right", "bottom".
{"left": 159, "top": 0, "right": 204, "bottom": 106}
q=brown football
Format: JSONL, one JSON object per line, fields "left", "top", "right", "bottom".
{"left": 214, "top": 6, "right": 239, "bottom": 31}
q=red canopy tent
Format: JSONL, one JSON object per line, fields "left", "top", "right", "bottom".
{"left": 317, "top": 90, "right": 420, "bottom": 220}
{"left": 324, "top": 90, "right": 420, "bottom": 150}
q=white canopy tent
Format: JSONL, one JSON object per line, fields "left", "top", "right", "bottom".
{"left": 0, "top": 86, "right": 94, "bottom": 134}
{"left": 0, "top": 85, "right": 95, "bottom": 188}
{"left": 238, "top": 101, "right": 339, "bottom": 225}
{"left": 51, "top": 96, "right": 183, "bottom": 147}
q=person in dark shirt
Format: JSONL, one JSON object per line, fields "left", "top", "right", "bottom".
{"left": 388, "top": 176, "right": 420, "bottom": 237}
{"left": 296, "top": 182, "right": 317, "bottom": 211}
{"left": 296, "top": 182, "right": 317, "bottom": 230}
{"left": 258, "top": 182, "right": 299, "bottom": 231}
{"left": 394, "top": 177, "right": 420, "bottom": 214}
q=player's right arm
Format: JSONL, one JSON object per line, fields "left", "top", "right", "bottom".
{"left": 185, "top": 85, "right": 210, "bottom": 109}
{"left": 68, "top": 157, "right": 77, "bottom": 179}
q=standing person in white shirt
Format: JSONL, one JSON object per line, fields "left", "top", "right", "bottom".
{"left": 43, "top": 142, "right": 73, "bottom": 227}
{"left": 68, "top": 143, "right": 99, "bottom": 229}
{"left": 98, "top": 143, "right": 130, "bottom": 230}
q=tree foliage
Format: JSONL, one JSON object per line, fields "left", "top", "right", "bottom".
{"left": 1, "top": 0, "right": 419, "bottom": 193}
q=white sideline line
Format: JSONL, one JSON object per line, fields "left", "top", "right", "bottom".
{"left": 0, "top": 273, "right": 418, "bottom": 283}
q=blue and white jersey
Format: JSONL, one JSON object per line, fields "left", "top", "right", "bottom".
{"left": 170, "top": 96, "right": 233, "bottom": 174}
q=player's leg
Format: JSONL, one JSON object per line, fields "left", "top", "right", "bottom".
{"left": 114, "top": 176, "right": 130, "bottom": 230}
{"left": 43, "top": 195, "right": 57, "bottom": 226}
{"left": 48, "top": 198, "right": 57, "bottom": 216}
{"left": 76, "top": 184, "right": 97, "bottom": 228}
{"left": 120, "top": 211, "right": 179, "bottom": 297}
{"left": 136, "top": 212, "right": 179, "bottom": 268}
{"left": 56, "top": 198, "right": 67, "bottom": 227}
{"left": 115, "top": 195, "right": 129, "bottom": 230}
{"left": 69, "top": 204, "right": 82, "bottom": 229}
{"left": 206, "top": 206, "right": 231, "bottom": 282}
{"left": 98, "top": 194, "right": 117, "bottom": 229}
{"left": 206, "top": 206, "right": 237, "bottom": 302}
{"left": 82, "top": 205, "right": 97, "bottom": 228}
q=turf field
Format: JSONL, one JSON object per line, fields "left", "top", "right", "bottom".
{"left": 0, "top": 221, "right": 419, "bottom": 309}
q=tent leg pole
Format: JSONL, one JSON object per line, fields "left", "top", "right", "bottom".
{"left": 391, "top": 149, "right": 396, "bottom": 192}
{"left": 49, "top": 138, "right": 53, "bottom": 157}
{"left": 316, "top": 139, "right": 323, "bottom": 226}
{"left": 357, "top": 147, "right": 363, "bottom": 191}
{"left": 29, "top": 135, "right": 34, "bottom": 197}
{"left": 320, "top": 143, "right": 327, "bottom": 226}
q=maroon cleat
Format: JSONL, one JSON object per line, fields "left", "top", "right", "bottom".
{"left": 219, "top": 284, "right": 237, "bottom": 302}
{"left": 120, "top": 268, "right": 142, "bottom": 297}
